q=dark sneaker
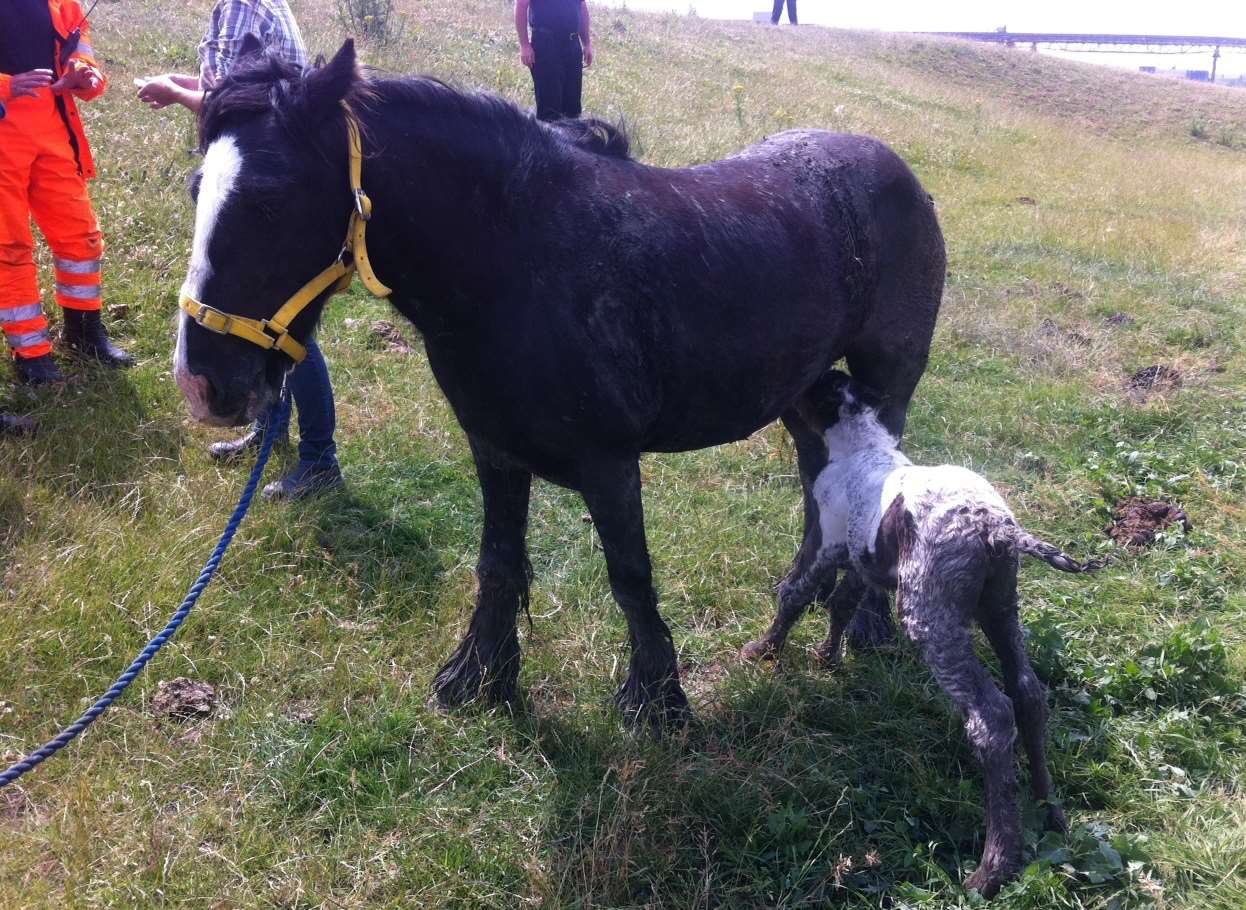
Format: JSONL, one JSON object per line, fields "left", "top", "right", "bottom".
{"left": 261, "top": 461, "right": 344, "bottom": 501}
{"left": 1, "top": 412, "right": 36, "bottom": 436}
{"left": 62, "top": 309, "right": 135, "bottom": 368}
{"left": 14, "top": 353, "right": 65, "bottom": 385}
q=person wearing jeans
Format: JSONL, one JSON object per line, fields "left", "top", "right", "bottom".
{"left": 135, "top": 0, "right": 343, "bottom": 500}
{"left": 771, "top": 0, "right": 797, "bottom": 25}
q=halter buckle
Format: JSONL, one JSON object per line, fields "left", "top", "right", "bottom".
{"left": 191, "top": 302, "right": 233, "bottom": 335}
{"left": 353, "top": 188, "right": 372, "bottom": 221}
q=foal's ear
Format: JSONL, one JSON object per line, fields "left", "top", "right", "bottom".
{"left": 298, "top": 39, "right": 361, "bottom": 118}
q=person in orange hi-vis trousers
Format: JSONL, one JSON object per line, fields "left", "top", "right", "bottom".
{"left": 0, "top": 0, "right": 133, "bottom": 388}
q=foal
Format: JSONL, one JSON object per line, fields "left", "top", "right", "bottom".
{"left": 742, "top": 370, "right": 1100, "bottom": 897}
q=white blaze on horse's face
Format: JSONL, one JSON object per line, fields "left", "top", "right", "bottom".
{"left": 174, "top": 136, "right": 244, "bottom": 419}
{"left": 184, "top": 135, "right": 244, "bottom": 305}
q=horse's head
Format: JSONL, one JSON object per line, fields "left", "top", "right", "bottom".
{"left": 174, "top": 41, "right": 365, "bottom": 426}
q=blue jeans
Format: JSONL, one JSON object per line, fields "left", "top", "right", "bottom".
{"left": 254, "top": 338, "right": 337, "bottom": 468}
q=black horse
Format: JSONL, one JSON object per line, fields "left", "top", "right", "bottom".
{"left": 173, "top": 42, "right": 945, "bottom": 726}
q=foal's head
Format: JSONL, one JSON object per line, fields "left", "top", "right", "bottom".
{"left": 174, "top": 41, "right": 366, "bottom": 426}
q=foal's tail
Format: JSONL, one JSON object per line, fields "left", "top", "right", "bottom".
{"left": 994, "top": 524, "right": 1105, "bottom": 574}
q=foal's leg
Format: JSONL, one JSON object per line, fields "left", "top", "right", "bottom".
{"left": 901, "top": 566, "right": 1022, "bottom": 899}
{"left": 742, "top": 410, "right": 838, "bottom": 660}
{"left": 579, "top": 457, "right": 689, "bottom": 730}
{"left": 978, "top": 565, "right": 1068, "bottom": 834}
{"left": 432, "top": 442, "right": 532, "bottom": 708}
{"left": 741, "top": 554, "right": 837, "bottom": 661}
{"left": 813, "top": 568, "right": 867, "bottom": 666}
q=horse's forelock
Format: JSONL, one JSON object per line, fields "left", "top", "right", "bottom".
{"left": 198, "top": 40, "right": 364, "bottom": 151}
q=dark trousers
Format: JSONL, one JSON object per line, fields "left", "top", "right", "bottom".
{"left": 253, "top": 337, "right": 338, "bottom": 469}
{"left": 531, "top": 28, "right": 583, "bottom": 121}
{"left": 771, "top": 0, "right": 797, "bottom": 24}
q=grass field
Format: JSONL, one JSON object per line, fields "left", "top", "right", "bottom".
{"left": 2, "top": 1, "right": 1245, "bottom": 906}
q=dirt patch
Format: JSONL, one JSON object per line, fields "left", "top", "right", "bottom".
{"left": 1106, "top": 498, "right": 1192, "bottom": 548}
{"left": 152, "top": 678, "right": 218, "bottom": 720}
{"left": 1, "top": 787, "right": 36, "bottom": 823}
{"left": 1127, "top": 365, "right": 1182, "bottom": 401}
{"left": 1038, "top": 318, "right": 1091, "bottom": 347}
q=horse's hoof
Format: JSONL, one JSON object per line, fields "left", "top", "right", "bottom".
{"left": 813, "top": 639, "right": 842, "bottom": 667}
{"left": 845, "top": 594, "right": 896, "bottom": 652}
{"left": 1044, "top": 803, "right": 1069, "bottom": 835}
{"left": 615, "top": 674, "right": 691, "bottom": 735}
{"left": 739, "top": 638, "right": 778, "bottom": 662}
{"left": 431, "top": 633, "right": 520, "bottom": 708}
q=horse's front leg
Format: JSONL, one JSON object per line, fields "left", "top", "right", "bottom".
{"left": 432, "top": 440, "right": 532, "bottom": 708}
{"left": 580, "top": 457, "right": 689, "bottom": 732}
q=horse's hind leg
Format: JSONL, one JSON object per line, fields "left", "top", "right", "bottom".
{"left": 432, "top": 439, "right": 532, "bottom": 708}
{"left": 978, "top": 565, "right": 1067, "bottom": 834}
{"left": 579, "top": 457, "right": 689, "bottom": 732}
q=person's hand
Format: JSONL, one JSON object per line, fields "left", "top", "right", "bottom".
{"left": 520, "top": 44, "right": 535, "bottom": 69}
{"left": 9, "top": 69, "right": 54, "bottom": 98}
{"left": 51, "top": 64, "right": 100, "bottom": 95}
{"left": 134, "top": 75, "right": 182, "bottom": 109}
{"left": 582, "top": 41, "right": 593, "bottom": 68}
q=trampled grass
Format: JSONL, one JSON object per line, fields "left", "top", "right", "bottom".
{"left": 2, "top": 1, "right": 1245, "bottom": 907}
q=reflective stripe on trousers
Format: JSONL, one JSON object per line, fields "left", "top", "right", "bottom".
{"left": 53, "top": 256, "right": 102, "bottom": 311}
{"left": 0, "top": 300, "right": 51, "bottom": 358}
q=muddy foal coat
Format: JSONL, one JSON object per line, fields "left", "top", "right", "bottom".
{"left": 171, "top": 43, "right": 945, "bottom": 726}
{"left": 743, "top": 371, "right": 1100, "bottom": 897}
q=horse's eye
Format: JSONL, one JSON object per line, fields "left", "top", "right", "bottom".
{"left": 188, "top": 170, "right": 203, "bottom": 203}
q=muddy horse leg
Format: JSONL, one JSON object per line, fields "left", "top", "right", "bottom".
{"left": 580, "top": 457, "right": 689, "bottom": 731}
{"left": 979, "top": 567, "right": 1068, "bottom": 834}
{"left": 432, "top": 439, "right": 532, "bottom": 707}
{"left": 741, "top": 410, "right": 837, "bottom": 660}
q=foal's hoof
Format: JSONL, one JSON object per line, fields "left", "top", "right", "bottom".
{"left": 431, "top": 633, "right": 520, "bottom": 708}
{"left": 739, "top": 638, "right": 778, "bottom": 662}
{"left": 964, "top": 859, "right": 1019, "bottom": 900}
{"left": 615, "top": 674, "right": 691, "bottom": 734}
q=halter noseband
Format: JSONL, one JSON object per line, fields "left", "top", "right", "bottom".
{"left": 178, "top": 102, "right": 391, "bottom": 364}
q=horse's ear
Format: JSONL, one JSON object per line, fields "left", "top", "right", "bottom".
{"left": 299, "top": 39, "right": 360, "bottom": 117}
{"left": 238, "top": 31, "right": 265, "bottom": 61}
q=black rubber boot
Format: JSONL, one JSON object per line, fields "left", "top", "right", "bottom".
{"left": 1, "top": 412, "right": 36, "bottom": 436}
{"left": 62, "top": 309, "right": 134, "bottom": 367}
{"left": 262, "top": 461, "right": 344, "bottom": 501}
{"left": 13, "top": 353, "right": 65, "bottom": 386}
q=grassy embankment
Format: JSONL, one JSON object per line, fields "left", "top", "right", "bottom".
{"left": 2, "top": 1, "right": 1245, "bottom": 906}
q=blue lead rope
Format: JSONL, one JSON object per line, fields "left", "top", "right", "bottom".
{"left": 0, "top": 392, "right": 293, "bottom": 790}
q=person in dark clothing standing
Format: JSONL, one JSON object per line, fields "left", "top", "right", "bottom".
{"left": 771, "top": 0, "right": 797, "bottom": 25}
{"left": 515, "top": 0, "right": 593, "bottom": 121}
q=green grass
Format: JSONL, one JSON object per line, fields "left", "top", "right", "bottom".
{"left": 2, "top": 1, "right": 1246, "bottom": 906}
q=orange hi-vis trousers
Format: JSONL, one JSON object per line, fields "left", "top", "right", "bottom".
{"left": 0, "top": 88, "right": 105, "bottom": 360}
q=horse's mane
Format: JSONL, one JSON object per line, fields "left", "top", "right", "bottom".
{"left": 199, "top": 42, "right": 631, "bottom": 162}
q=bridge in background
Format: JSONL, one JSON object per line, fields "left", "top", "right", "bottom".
{"left": 921, "top": 32, "right": 1246, "bottom": 83}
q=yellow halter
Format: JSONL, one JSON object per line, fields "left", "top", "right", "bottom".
{"left": 178, "top": 103, "right": 392, "bottom": 364}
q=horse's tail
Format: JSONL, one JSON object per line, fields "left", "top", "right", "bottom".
{"left": 993, "top": 523, "right": 1104, "bottom": 574}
